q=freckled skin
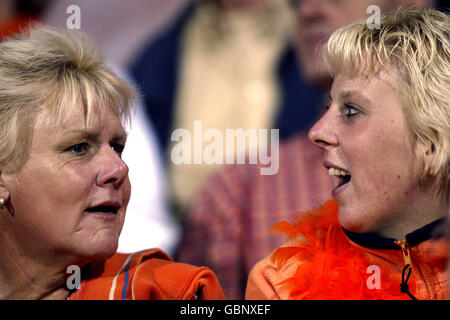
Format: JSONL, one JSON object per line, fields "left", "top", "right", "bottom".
{"left": 309, "top": 73, "right": 444, "bottom": 239}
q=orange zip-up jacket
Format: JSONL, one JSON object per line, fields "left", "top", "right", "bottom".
{"left": 69, "top": 249, "right": 225, "bottom": 300}
{"left": 245, "top": 200, "right": 448, "bottom": 300}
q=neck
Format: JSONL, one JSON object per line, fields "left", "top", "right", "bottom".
{"left": 377, "top": 192, "right": 448, "bottom": 241}
{"left": 0, "top": 233, "right": 76, "bottom": 300}
{"left": 0, "top": 257, "right": 70, "bottom": 300}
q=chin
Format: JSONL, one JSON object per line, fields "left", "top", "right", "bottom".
{"left": 94, "top": 241, "right": 119, "bottom": 259}
{"left": 79, "top": 236, "right": 119, "bottom": 261}
{"left": 337, "top": 205, "right": 370, "bottom": 234}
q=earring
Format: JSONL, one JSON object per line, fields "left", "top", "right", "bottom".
{"left": 424, "top": 164, "right": 431, "bottom": 178}
{"left": 0, "top": 197, "right": 4, "bottom": 209}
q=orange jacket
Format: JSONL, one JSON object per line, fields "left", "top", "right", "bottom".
{"left": 69, "top": 249, "right": 225, "bottom": 300}
{"left": 245, "top": 201, "right": 448, "bottom": 300}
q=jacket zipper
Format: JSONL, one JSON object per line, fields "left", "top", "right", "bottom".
{"left": 394, "top": 240, "right": 417, "bottom": 300}
{"left": 395, "top": 240, "right": 412, "bottom": 267}
{"left": 394, "top": 239, "right": 439, "bottom": 299}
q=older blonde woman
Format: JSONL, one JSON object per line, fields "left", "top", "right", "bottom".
{"left": 246, "top": 8, "right": 449, "bottom": 300}
{"left": 0, "top": 26, "right": 224, "bottom": 300}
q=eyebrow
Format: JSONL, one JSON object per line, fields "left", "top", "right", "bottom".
{"left": 339, "top": 90, "right": 372, "bottom": 106}
{"left": 65, "top": 130, "right": 128, "bottom": 142}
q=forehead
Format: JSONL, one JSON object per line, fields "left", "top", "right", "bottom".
{"left": 33, "top": 103, "right": 125, "bottom": 137}
{"left": 331, "top": 72, "right": 402, "bottom": 102}
{"left": 38, "top": 78, "right": 129, "bottom": 129}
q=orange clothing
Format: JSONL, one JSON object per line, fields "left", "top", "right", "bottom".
{"left": 69, "top": 249, "right": 225, "bottom": 300}
{"left": 245, "top": 200, "right": 448, "bottom": 300}
{"left": 0, "top": 15, "right": 36, "bottom": 41}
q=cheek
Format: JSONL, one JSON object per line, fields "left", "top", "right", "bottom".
{"left": 41, "top": 169, "right": 93, "bottom": 208}
{"left": 123, "top": 177, "right": 131, "bottom": 203}
{"left": 111, "top": 176, "right": 131, "bottom": 229}
{"left": 12, "top": 164, "right": 94, "bottom": 220}
{"left": 120, "top": 177, "right": 132, "bottom": 223}
{"left": 347, "top": 131, "right": 418, "bottom": 207}
{"left": 5, "top": 171, "right": 93, "bottom": 248}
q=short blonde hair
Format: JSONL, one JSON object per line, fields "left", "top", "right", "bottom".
{"left": 325, "top": 8, "right": 450, "bottom": 202}
{"left": 0, "top": 25, "right": 136, "bottom": 172}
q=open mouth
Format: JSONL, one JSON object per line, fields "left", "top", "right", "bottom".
{"left": 328, "top": 167, "right": 351, "bottom": 190}
{"left": 85, "top": 205, "right": 119, "bottom": 215}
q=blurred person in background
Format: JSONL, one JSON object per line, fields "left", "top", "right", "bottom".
{"left": 0, "top": 0, "right": 53, "bottom": 41}
{"left": 130, "top": 0, "right": 324, "bottom": 218}
{"left": 175, "top": 0, "right": 432, "bottom": 299}
{"left": 43, "top": 0, "right": 187, "bottom": 69}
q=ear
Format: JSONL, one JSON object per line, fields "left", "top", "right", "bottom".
{"left": 422, "top": 142, "right": 436, "bottom": 177}
{"left": 414, "top": 141, "right": 435, "bottom": 175}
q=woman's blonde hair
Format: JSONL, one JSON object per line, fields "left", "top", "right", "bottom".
{"left": 0, "top": 25, "right": 136, "bottom": 172}
{"left": 325, "top": 8, "right": 450, "bottom": 202}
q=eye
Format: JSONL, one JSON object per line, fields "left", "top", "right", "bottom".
{"left": 66, "top": 143, "right": 90, "bottom": 156}
{"left": 111, "top": 143, "right": 125, "bottom": 158}
{"left": 344, "top": 104, "right": 360, "bottom": 118}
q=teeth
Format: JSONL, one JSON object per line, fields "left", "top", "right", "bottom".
{"left": 328, "top": 167, "right": 350, "bottom": 176}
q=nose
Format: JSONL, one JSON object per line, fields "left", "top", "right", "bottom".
{"left": 96, "top": 147, "right": 129, "bottom": 188}
{"left": 308, "top": 112, "right": 338, "bottom": 150}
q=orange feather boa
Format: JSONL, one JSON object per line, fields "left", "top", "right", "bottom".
{"left": 270, "top": 200, "right": 415, "bottom": 299}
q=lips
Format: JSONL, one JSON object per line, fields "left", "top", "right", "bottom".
{"left": 84, "top": 202, "right": 121, "bottom": 216}
{"left": 324, "top": 162, "right": 351, "bottom": 196}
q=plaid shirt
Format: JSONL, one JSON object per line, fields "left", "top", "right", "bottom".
{"left": 175, "top": 133, "right": 333, "bottom": 299}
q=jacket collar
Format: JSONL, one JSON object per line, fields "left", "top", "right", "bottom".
{"left": 342, "top": 218, "right": 445, "bottom": 250}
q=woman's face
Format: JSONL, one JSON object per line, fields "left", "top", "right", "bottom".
{"left": 308, "top": 72, "right": 426, "bottom": 237}
{"left": 1, "top": 105, "right": 130, "bottom": 264}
